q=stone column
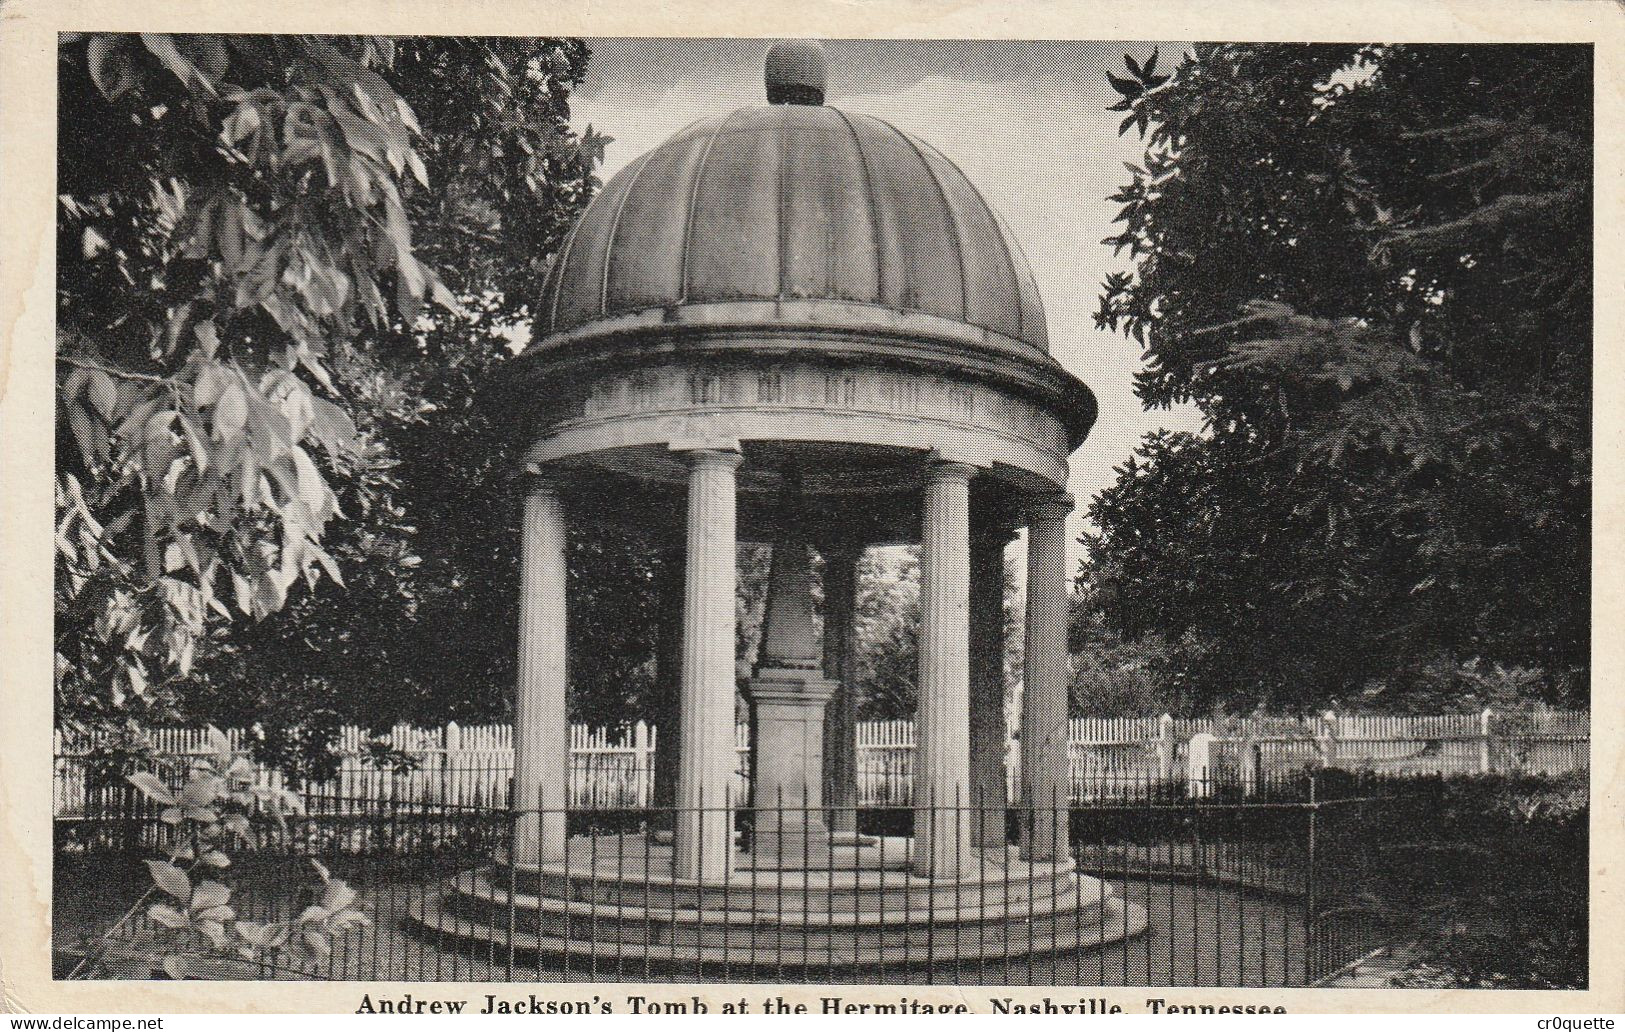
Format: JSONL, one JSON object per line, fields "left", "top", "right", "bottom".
{"left": 1021, "top": 493, "right": 1074, "bottom": 862}
{"left": 821, "top": 543, "right": 862, "bottom": 838}
{"left": 674, "top": 448, "right": 742, "bottom": 881}
{"left": 513, "top": 476, "right": 569, "bottom": 867}
{"left": 746, "top": 487, "right": 836, "bottom": 865}
{"left": 913, "top": 460, "right": 975, "bottom": 878}
{"left": 969, "top": 520, "right": 1011, "bottom": 850}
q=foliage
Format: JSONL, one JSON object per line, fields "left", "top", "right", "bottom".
{"left": 1362, "top": 772, "right": 1588, "bottom": 989}
{"left": 55, "top": 34, "right": 609, "bottom": 767}
{"left": 853, "top": 548, "right": 1023, "bottom": 720}
{"left": 1352, "top": 655, "right": 1564, "bottom": 715}
{"left": 853, "top": 549, "right": 921, "bottom": 718}
{"left": 84, "top": 728, "right": 366, "bottom": 979}
{"left": 55, "top": 34, "right": 449, "bottom": 722}
{"left": 737, "top": 544, "right": 774, "bottom": 670}
{"left": 1068, "top": 605, "right": 1181, "bottom": 716}
{"left": 171, "top": 37, "right": 632, "bottom": 765}
{"left": 1086, "top": 44, "right": 1590, "bottom": 712}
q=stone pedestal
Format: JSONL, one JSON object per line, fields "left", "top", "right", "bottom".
{"left": 674, "top": 448, "right": 743, "bottom": 881}
{"left": 913, "top": 460, "right": 975, "bottom": 878}
{"left": 747, "top": 498, "right": 835, "bottom": 865}
{"left": 513, "top": 478, "right": 568, "bottom": 866}
{"left": 1020, "top": 493, "right": 1073, "bottom": 862}
{"left": 747, "top": 678, "right": 836, "bottom": 863}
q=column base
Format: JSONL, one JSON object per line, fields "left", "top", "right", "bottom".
{"left": 911, "top": 801, "right": 974, "bottom": 880}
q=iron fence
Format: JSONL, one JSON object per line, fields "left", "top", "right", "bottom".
{"left": 59, "top": 772, "right": 1395, "bottom": 986}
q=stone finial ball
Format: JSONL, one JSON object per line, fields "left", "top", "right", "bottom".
{"left": 765, "top": 40, "right": 826, "bottom": 105}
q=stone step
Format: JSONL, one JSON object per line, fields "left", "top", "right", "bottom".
{"left": 505, "top": 859, "right": 1081, "bottom": 912}
{"left": 439, "top": 871, "right": 1114, "bottom": 951}
{"left": 407, "top": 894, "right": 1150, "bottom": 971}
{"left": 457, "top": 869, "right": 1112, "bottom": 926}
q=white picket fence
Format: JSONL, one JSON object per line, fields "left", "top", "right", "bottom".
{"left": 54, "top": 709, "right": 1588, "bottom": 816}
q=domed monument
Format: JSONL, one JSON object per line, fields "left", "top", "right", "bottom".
{"left": 414, "top": 41, "right": 1146, "bottom": 973}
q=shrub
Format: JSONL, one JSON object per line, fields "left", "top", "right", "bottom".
{"left": 1367, "top": 772, "right": 1587, "bottom": 989}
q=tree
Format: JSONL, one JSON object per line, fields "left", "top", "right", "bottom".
{"left": 54, "top": 35, "right": 608, "bottom": 752}
{"left": 1086, "top": 45, "right": 1590, "bottom": 712}
{"left": 166, "top": 38, "right": 640, "bottom": 769}
{"left": 853, "top": 549, "right": 921, "bottom": 719}
{"left": 851, "top": 548, "right": 1024, "bottom": 720}
{"left": 189, "top": 38, "right": 622, "bottom": 754}
{"left": 1068, "top": 601, "right": 1181, "bottom": 717}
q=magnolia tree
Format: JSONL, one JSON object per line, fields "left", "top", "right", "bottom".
{"left": 1085, "top": 44, "right": 1590, "bottom": 711}
{"left": 55, "top": 35, "right": 605, "bottom": 739}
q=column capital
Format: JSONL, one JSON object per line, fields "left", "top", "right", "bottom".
{"left": 925, "top": 457, "right": 978, "bottom": 484}
{"left": 679, "top": 446, "right": 744, "bottom": 471}
{"left": 1025, "top": 491, "right": 1075, "bottom": 523}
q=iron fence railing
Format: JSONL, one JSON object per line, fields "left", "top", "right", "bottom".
{"left": 60, "top": 773, "right": 1395, "bottom": 986}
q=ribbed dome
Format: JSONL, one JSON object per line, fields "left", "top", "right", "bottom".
{"left": 537, "top": 103, "right": 1050, "bottom": 353}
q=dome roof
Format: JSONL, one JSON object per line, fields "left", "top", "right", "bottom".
{"left": 536, "top": 102, "right": 1050, "bottom": 353}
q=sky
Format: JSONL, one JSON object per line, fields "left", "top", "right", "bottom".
{"left": 567, "top": 39, "right": 1204, "bottom": 568}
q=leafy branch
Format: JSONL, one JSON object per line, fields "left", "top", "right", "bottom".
{"left": 77, "top": 727, "right": 367, "bottom": 980}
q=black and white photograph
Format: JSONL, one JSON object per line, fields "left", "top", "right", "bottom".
{"left": 1, "top": 5, "right": 1613, "bottom": 1017}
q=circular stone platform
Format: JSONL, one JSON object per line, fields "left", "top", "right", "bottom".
{"left": 408, "top": 833, "right": 1148, "bottom": 972}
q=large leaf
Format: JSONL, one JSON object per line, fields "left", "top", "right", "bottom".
{"left": 145, "top": 860, "right": 192, "bottom": 902}
{"left": 189, "top": 880, "right": 233, "bottom": 912}
{"left": 179, "top": 774, "right": 224, "bottom": 807}
{"left": 320, "top": 877, "right": 356, "bottom": 914}
{"left": 208, "top": 726, "right": 234, "bottom": 768}
{"left": 213, "top": 383, "right": 248, "bottom": 442}
{"left": 307, "top": 398, "right": 357, "bottom": 457}
{"left": 127, "top": 772, "right": 176, "bottom": 806}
